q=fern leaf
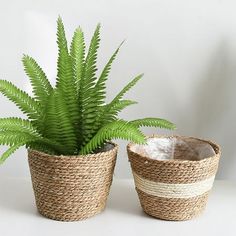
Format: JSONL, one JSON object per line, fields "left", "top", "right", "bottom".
{"left": 56, "top": 16, "right": 73, "bottom": 90}
{"left": 0, "top": 117, "right": 40, "bottom": 136}
{"left": 0, "top": 129, "right": 43, "bottom": 163}
{"left": 27, "top": 138, "right": 67, "bottom": 155}
{"left": 88, "top": 99, "right": 137, "bottom": 139}
{"left": 104, "top": 100, "right": 137, "bottom": 122}
{"left": 43, "top": 91, "right": 59, "bottom": 141}
{"left": 80, "top": 120, "right": 146, "bottom": 154}
{"left": 55, "top": 17, "right": 79, "bottom": 131}
{"left": 22, "top": 55, "right": 53, "bottom": 105}
{"left": 94, "top": 41, "right": 124, "bottom": 105}
{"left": 0, "top": 131, "right": 38, "bottom": 146}
{"left": 54, "top": 91, "right": 77, "bottom": 153}
{"left": 78, "top": 24, "right": 101, "bottom": 146}
{"left": 83, "top": 23, "right": 100, "bottom": 87}
{"left": 44, "top": 90, "right": 77, "bottom": 154}
{"left": 0, "top": 80, "right": 41, "bottom": 120}
{"left": 130, "top": 117, "right": 176, "bottom": 130}
{"left": 70, "top": 27, "right": 85, "bottom": 90}
{"left": 107, "top": 73, "right": 143, "bottom": 109}
{"left": 89, "top": 74, "right": 143, "bottom": 141}
{"left": 0, "top": 143, "right": 23, "bottom": 164}
{"left": 0, "top": 120, "right": 64, "bottom": 162}
{"left": 26, "top": 141, "right": 56, "bottom": 155}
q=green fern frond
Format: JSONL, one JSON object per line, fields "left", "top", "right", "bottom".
{"left": 78, "top": 24, "right": 101, "bottom": 146}
{"left": 0, "top": 131, "right": 38, "bottom": 146}
{"left": 84, "top": 23, "right": 100, "bottom": 86}
{"left": 108, "top": 73, "right": 143, "bottom": 107}
{"left": 70, "top": 27, "right": 85, "bottom": 89}
{"left": 43, "top": 91, "right": 59, "bottom": 141}
{"left": 56, "top": 16, "right": 69, "bottom": 67}
{"left": 22, "top": 55, "right": 53, "bottom": 105}
{"left": 0, "top": 80, "right": 41, "bottom": 120}
{"left": 56, "top": 16, "right": 75, "bottom": 92}
{"left": 26, "top": 138, "right": 67, "bottom": 155}
{"left": 26, "top": 141, "right": 56, "bottom": 155}
{"left": 94, "top": 41, "right": 124, "bottom": 105}
{"left": 79, "top": 99, "right": 137, "bottom": 147}
{"left": 107, "top": 99, "right": 137, "bottom": 115}
{"left": 0, "top": 125, "right": 67, "bottom": 162}
{"left": 91, "top": 74, "right": 143, "bottom": 137}
{"left": 101, "top": 100, "right": 137, "bottom": 124}
{"left": 55, "top": 17, "right": 79, "bottom": 130}
{"left": 44, "top": 90, "right": 77, "bottom": 154}
{"left": 70, "top": 27, "right": 86, "bottom": 143}
{"left": 80, "top": 120, "right": 146, "bottom": 154}
{"left": 0, "top": 143, "right": 23, "bottom": 164}
{"left": 0, "top": 117, "right": 40, "bottom": 135}
{"left": 54, "top": 90, "right": 77, "bottom": 153}
{"left": 0, "top": 134, "right": 62, "bottom": 164}
{"left": 130, "top": 118, "right": 176, "bottom": 130}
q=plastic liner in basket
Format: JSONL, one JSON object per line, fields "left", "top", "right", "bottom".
{"left": 131, "top": 137, "right": 216, "bottom": 161}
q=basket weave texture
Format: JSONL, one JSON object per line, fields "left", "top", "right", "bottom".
{"left": 28, "top": 143, "right": 118, "bottom": 221}
{"left": 127, "top": 136, "right": 221, "bottom": 221}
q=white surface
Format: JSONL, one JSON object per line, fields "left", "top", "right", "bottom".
{"left": 0, "top": 0, "right": 236, "bottom": 179}
{"left": 0, "top": 178, "right": 235, "bottom": 236}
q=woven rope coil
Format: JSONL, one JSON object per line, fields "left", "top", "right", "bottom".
{"left": 127, "top": 135, "right": 221, "bottom": 221}
{"left": 28, "top": 143, "right": 118, "bottom": 221}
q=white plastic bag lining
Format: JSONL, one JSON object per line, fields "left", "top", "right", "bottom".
{"left": 130, "top": 137, "right": 216, "bottom": 161}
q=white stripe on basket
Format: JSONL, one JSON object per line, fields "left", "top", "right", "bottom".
{"left": 133, "top": 172, "right": 215, "bottom": 199}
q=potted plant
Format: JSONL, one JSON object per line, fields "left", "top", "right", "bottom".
{"left": 0, "top": 17, "right": 175, "bottom": 221}
{"left": 127, "top": 135, "right": 221, "bottom": 221}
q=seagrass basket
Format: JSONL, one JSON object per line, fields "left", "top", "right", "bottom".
{"left": 28, "top": 143, "right": 118, "bottom": 221}
{"left": 127, "top": 136, "right": 221, "bottom": 221}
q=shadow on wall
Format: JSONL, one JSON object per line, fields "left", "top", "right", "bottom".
{"left": 144, "top": 41, "right": 236, "bottom": 180}
{"left": 117, "top": 41, "right": 236, "bottom": 180}
{"left": 171, "top": 41, "right": 236, "bottom": 180}
{"left": 192, "top": 41, "right": 236, "bottom": 179}
{"left": 154, "top": 41, "right": 236, "bottom": 180}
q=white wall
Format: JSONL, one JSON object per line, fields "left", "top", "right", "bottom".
{"left": 0, "top": 0, "right": 235, "bottom": 179}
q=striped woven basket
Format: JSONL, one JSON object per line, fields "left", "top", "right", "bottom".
{"left": 127, "top": 136, "right": 221, "bottom": 221}
{"left": 28, "top": 143, "right": 118, "bottom": 221}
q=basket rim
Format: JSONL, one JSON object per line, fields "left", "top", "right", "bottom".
{"left": 28, "top": 141, "right": 118, "bottom": 159}
{"left": 127, "top": 135, "right": 221, "bottom": 163}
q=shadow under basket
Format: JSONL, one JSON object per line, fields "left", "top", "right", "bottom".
{"left": 28, "top": 143, "right": 118, "bottom": 221}
{"left": 127, "top": 136, "right": 221, "bottom": 221}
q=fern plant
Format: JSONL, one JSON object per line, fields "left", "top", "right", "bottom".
{"left": 0, "top": 17, "right": 175, "bottom": 163}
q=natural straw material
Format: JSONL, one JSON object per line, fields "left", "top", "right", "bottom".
{"left": 127, "top": 136, "right": 221, "bottom": 221}
{"left": 28, "top": 143, "right": 118, "bottom": 221}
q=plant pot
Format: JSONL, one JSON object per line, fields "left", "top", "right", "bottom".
{"left": 127, "top": 135, "right": 221, "bottom": 221}
{"left": 28, "top": 143, "right": 118, "bottom": 221}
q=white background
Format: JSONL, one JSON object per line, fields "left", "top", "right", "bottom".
{"left": 0, "top": 0, "right": 235, "bottom": 180}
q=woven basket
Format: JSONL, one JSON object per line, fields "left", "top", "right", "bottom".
{"left": 28, "top": 143, "right": 118, "bottom": 221}
{"left": 127, "top": 136, "right": 221, "bottom": 221}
